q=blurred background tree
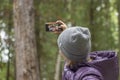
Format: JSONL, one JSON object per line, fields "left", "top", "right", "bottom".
{"left": 0, "top": 0, "right": 119, "bottom": 80}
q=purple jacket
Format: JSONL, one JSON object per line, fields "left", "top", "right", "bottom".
{"left": 62, "top": 51, "right": 119, "bottom": 80}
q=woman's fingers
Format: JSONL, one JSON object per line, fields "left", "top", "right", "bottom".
{"left": 52, "top": 20, "right": 68, "bottom": 34}
{"left": 56, "top": 20, "right": 65, "bottom": 25}
{"left": 56, "top": 20, "right": 67, "bottom": 29}
{"left": 60, "top": 25, "right": 67, "bottom": 30}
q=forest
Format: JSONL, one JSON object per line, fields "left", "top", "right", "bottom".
{"left": 0, "top": 0, "right": 120, "bottom": 80}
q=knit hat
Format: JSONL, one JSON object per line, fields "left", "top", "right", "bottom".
{"left": 57, "top": 27, "right": 91, "bottom": 62}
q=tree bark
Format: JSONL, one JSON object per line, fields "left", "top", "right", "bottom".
{"left": 34, "top": 0, "right": 42, "bottom": 79}
{"left": 54, "top": 53, "right": 61, "bottom": 80}
{"left": 6, "top": 41, "right": 10, "bottom": 80}
{"left": 117, "top": 1, "right": 120, "bottom": 79}
{"left": 13, "top": 0, "right": 40, "bottom": 80}
{"left": 6, "top": 0, "right": 13, "bottom": 80}
{"left": 89, "top": 0, "right": 95, "bottom": 51}
{"left": 117, "top": 0, "right": 120, "bottom": 53}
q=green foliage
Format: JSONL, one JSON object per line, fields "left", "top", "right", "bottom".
{"left": 0, "top": 63, "right": 6, "bottom": 80}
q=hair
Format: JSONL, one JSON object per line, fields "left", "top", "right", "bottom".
{"left": 59, "top": 50, "right": 92, "bottom": 66}
{"left": 60, "top": 50, "right": 80, "bottom": 66}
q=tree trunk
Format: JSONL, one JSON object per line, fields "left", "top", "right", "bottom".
{"left": 34, "top": 0, "right": 42, "bottom": 79}
{"left": 6, "top": 41, "right": 10, "bottom": 80}
{"left": 117, "top": 1, "right": 120, "bottom": 78}
{"left": 117, "top": 0, "right": 120, "bottom": 53}
{"left": 54, "top": 53, "right": 61, "bottom": 80}
{"left": 13, "top": 0, "right": 40, "bottom": 80}
{"left": 89, "top": 0, "right": 95, "bottom": 51}
{"left": 6, "top": 0, "right": 13, "bottom": 80}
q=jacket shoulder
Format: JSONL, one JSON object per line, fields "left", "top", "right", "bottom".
{"left": 75, "top": 67, "right": 103, "bottom": 80}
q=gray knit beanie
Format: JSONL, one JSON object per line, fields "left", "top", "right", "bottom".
{"left": 57, "top": 27, "right": 91, "bottom": 62}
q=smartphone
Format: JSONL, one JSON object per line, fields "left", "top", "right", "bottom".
{"left": 45, "top": 22, "right": 63, "bottom": 32}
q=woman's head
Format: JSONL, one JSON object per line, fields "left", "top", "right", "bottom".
{"left": 57, "top": 27, "right": 91, "bottom": 63}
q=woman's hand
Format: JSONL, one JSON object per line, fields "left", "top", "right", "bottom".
{"left": 53, "top": 20, "right": 67, "bottom": 34}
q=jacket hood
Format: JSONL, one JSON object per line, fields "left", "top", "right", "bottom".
{"left": 88, "top": 51, "right": 119, "bottom": 80}
{"left": 62, "top": 51, "right": 119, "bottom": 80}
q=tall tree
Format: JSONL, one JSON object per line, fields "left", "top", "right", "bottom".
{"left": 54, "top": 54, "right": 61, "bottom": 80}
{"left": 88, "top": 0, "right": 116, "bottom": 51}
{"left": 89, "top": 0, "right": 95, "bottom": 50}
{"left": 117, "top": 0, "right": 120, "bottom": 53}
{"left": 13, "top": 0, "right": 40, "bottom": 80}
{"left": 6, "top": 0, "right": 14, "bottom": 80}
{"left": 34, "top": 0, "right": 42, "bottom": 79}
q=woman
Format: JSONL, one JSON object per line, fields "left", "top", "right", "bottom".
{"left": 54, "top": 20, "right": 119, "bottom": 80}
